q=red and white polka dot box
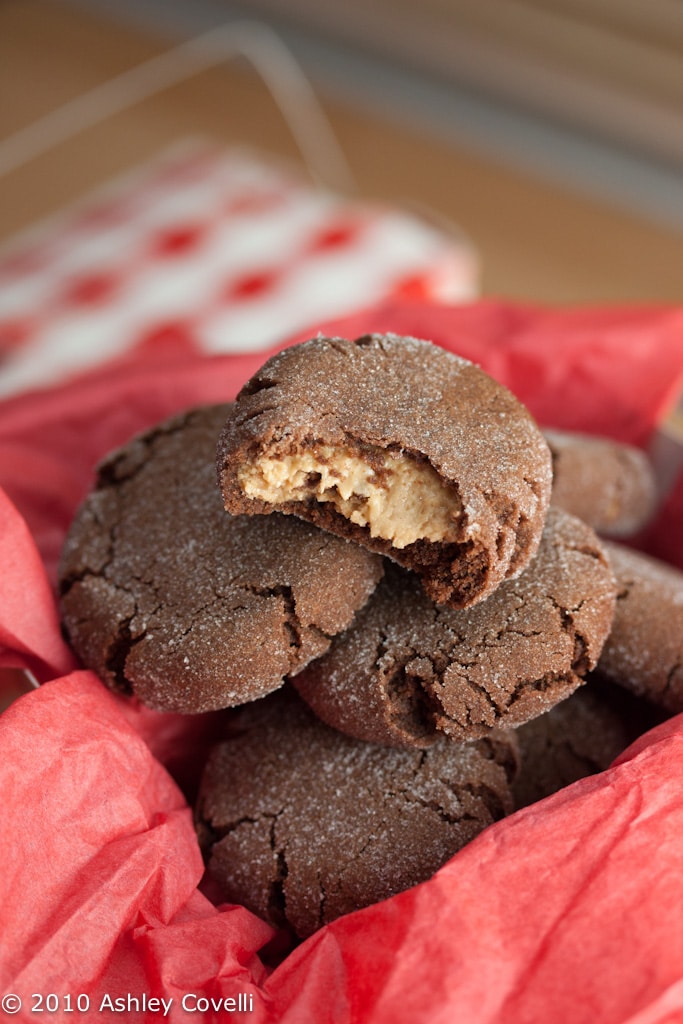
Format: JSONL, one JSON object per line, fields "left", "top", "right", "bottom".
{"left": 0, "top": 140, "right": 477, "bottom": 397}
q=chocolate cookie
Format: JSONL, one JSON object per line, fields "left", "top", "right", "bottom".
{"left": 58, "top": 405, "right": 383, "bottom": 713}
{"left": 196, "top": 689, "right": 517, "bottom": 939}
{"left": 511, "top": 680, "right": 653, "bottom": 809}
{"left": 596, "top": 542, "right": 683, "bottom": 713}
{"left": 292, "top": 507, "right": 617, "bottom": 746}
{"left": 545, "top": 429, "right": 657, "bottom": 537}
{"left": 217, "top": 334, "right": 552, "bottom": 609}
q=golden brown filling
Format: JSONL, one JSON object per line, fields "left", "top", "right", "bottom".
{"left": 237, "top": 444, "right": 462, "bottom": 548}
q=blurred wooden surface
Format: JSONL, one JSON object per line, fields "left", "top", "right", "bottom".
{"left": 241, "top": 0, "right": 683, "bottom": 166}
{"left": 2, "top": 0, "right": 683, "bottom": 302}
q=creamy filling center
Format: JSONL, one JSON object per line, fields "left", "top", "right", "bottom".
{"left": 237, "top": 443, "right": 461, "bottom": 548}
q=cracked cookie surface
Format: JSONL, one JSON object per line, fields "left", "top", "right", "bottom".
{"left": 217, "top": 334, "right": 552, "bottom": 609}
{"left": 293, "top": 507, "right": 617, "bottom": 746}
{"left": 196, "top": 689, "right": 517, "bottom": 939}
{"left": 58, "top": 404, "right": 383, "bottom": 712}
{"left": 597, "top": 542, "right": 683, "bottom": 713}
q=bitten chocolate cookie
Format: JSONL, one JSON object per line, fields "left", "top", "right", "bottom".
{"left": 217, "top": 334, "right": 552, "bottom": 609}
{"left": 58, "top": 404, "right": 383, "bottom": 713}
{"left": 292, "top": 507, "right": 617, "bottom": 746}
{"left": 596, "top": 542, "right": 683, "bottom": 713}
{"left": 545, "top": 429, "right": 657, "bottom": 537}
{"left": 196, "top": 690, "right": 517, "bottom": 939}
{"left": 511, "top": 680, "right": 653, "bottom": 809}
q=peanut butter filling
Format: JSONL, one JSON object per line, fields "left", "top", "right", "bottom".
{"left": 237, "top": 444, "right": 462, "bottom": 548}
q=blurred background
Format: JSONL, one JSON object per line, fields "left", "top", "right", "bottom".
{"left": 3, "top": 0, "right": 683, "bottom": 302}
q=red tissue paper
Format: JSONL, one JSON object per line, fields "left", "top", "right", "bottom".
{"left": 1, "top": 299, "right": 683, "bottom": 1024}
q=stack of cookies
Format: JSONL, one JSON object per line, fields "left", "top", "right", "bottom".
{"left": 58, "top": 333, "right": 681, "bottom": 941}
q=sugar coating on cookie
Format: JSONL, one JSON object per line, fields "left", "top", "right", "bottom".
{"left": 293, "top": 507, "right": 617, "bottom": 746}
{"left": 597, "top": 542, "right": 683, "bottom": 712}
{"left": 196, "top": 690, "right": 517, "bottom": 939}
{"left": 58, "top": 404, "right": 383, "bottom": 713}
{"left": 217, "top": 334, "right": 553, "bottom": 609}
{"left": 545, "top": 429, "right": 657, "bottom": 537}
